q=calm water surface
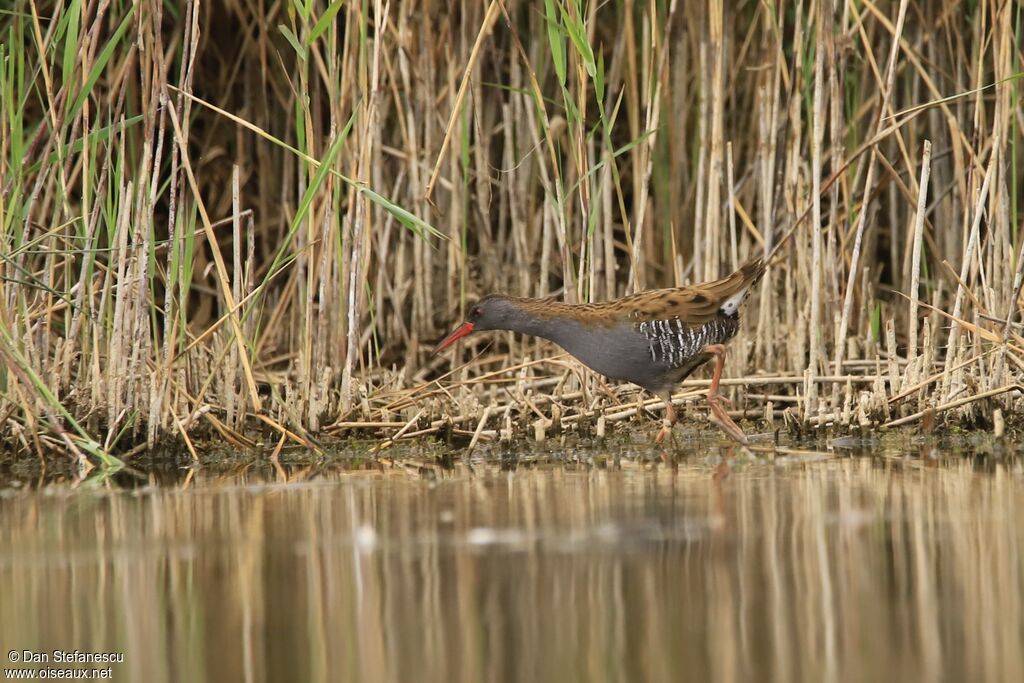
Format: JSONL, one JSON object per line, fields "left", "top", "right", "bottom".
{"left": 1, "top": 444, "right": 1022, "bottom": 682}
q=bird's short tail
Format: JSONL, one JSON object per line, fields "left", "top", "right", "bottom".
{"left": 739, "top": 257, "right": 767, "bottom": 287}
{"left": 718, "top": 257, "right": 766, "bottom": 316}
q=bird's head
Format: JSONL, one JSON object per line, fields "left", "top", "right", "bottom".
{"left": 433, "top": 295, "right": 520, "bottom": 353}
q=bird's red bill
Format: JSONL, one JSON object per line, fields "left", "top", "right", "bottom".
{"left": 434, "top": 322, "right": 475, "bottom": 354}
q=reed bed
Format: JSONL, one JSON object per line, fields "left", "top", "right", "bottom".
{"left": 1, "top": 0, "right": 1022, "bottom": 464}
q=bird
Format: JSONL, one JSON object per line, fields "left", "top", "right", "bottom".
{"left": 434, "top": 258, "right": 767, "bottom": 445}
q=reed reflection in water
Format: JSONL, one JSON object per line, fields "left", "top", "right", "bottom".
{"left": 1, "top": 456, "right": 1022, "bottom": 682}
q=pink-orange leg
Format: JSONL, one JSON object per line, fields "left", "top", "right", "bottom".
{"left": 654, "top": 397, "right": 677, "bottom": 444}
{"left": 704, "top": 344, "right": 750, "bottom": 446}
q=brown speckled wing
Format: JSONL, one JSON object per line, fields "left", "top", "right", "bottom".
{"left": 503, "top": 258, "right": 765, "bottom": 328}
{"left": 587, "top": 257, "right": 765, "bottom": 327}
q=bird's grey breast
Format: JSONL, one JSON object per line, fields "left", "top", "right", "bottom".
{"left": 539, "top": 319, "right": 654, "bottom": 385}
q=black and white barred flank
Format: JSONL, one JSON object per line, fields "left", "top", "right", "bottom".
{"left": 636, "top": 315, "right": 740, "bottom": 368}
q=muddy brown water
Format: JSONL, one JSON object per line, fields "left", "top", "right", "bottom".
{"left": 1, "top": 439, "right": 1022, "bottom": 682}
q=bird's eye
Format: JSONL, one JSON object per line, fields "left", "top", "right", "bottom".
{"left": 472, "top": 307, "right": 482, "bottom": 317}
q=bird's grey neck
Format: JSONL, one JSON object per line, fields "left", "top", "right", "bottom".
{"left": 504, "top": 311, "right": 567, "bottom": 343}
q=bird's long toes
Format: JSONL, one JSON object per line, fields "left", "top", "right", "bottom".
{"left": 708, "top": 407, "right": 750, "bottom": 446}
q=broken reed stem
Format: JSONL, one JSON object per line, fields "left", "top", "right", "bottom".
{"left": 942, "top": 148, "right": 997, "bottom": 399}
{"left": 807, "top": 23, "right": 825, "bottom": 416}
{"left": 371, "top": 408, "right": 425, "bottom": 453}
{"left": 726, "top": 141, "right": 738, "bottom": 272}
{"left": 907, "top": 140, "right": 932, "bottom": 364}
{"left": 466, "top": 405, "right": 493, "bottom": 452}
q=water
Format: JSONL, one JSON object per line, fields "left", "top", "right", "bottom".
{"left": 1, "top": 443, "right": 1022, "bottom": 682}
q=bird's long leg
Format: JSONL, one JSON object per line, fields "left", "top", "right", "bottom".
{"left": 703, "top": 344, "right": 750, "bottom": 446}
{"left": 654, "top": 394, "right": 677, "bottom": 444}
